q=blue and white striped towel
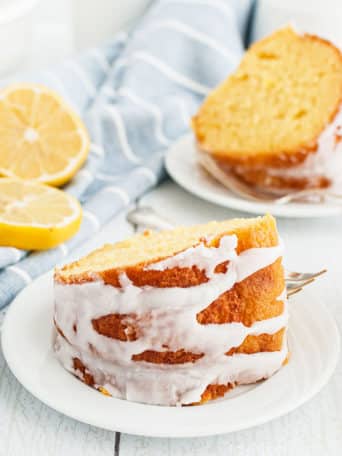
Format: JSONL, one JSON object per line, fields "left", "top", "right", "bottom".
{"left": 0, "top": 0, "right": 253, "bottom": 308}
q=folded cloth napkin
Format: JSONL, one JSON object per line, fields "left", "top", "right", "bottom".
{"left": 0, "top": 0, "right": 253, "bottom": 309}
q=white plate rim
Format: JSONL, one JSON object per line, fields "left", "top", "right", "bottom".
{"left": 165, "top": 135, "right": 342, "bottom": 218}
{"left": 1, "top": 271, "right": 340, "bottom": 438}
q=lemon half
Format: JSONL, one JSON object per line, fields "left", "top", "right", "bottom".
{"left": 0, "top": 84, "right": 89, "bottom": 186}
{"left": 0, "top": 178, "right": 82, "bottom": 250}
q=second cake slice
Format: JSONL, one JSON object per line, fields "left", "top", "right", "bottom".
{"left": 193, "top": 27, "right": 342, "bottom": 192}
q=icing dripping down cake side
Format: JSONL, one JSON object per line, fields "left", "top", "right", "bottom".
{"left": 53, "top": 214, "right": 288, "bottom": 406}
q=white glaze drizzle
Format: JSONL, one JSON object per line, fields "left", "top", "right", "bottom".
{"left": 55, "top": 332, "right": 288, "bottom": 406}
{"left": 235, "top": 106, "right": 342, "bottom": 186}
{"left": 54, "top": 235, "right": 288, "bottom": 405}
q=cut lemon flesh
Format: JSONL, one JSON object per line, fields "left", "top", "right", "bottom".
{"left": 0, "top": 179, "right": 82, "bottom": 250}
{"left": 0, "top": 84, "right": 90, "bottom": 186}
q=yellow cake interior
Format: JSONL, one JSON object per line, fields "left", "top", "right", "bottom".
{"left": 57, "top": 215, "right": 277, "bottom": 278}
{"left": 193, "top": 27, "right": 342, "bottom": 162}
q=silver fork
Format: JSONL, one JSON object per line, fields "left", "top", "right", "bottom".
{"left": 127, "top": 206, "right": 326, "bottom": 298}
{"left": 199, "top": 152, "right": 342, "bottom": 205}
{"left": 286, "top": 269, "right": 326, "bottom": 297}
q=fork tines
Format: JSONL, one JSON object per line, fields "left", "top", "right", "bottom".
{"left": 286, "top": 269, "right": 327, "bottom": 298}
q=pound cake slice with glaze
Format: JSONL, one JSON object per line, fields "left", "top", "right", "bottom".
{"left": 193, "top": 27, "right": 342, "bottom": 192}
{"left": 54, "top": 214, "right": 288, "bottom": 406}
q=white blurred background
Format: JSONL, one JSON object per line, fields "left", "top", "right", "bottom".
{"left": 0, "top": 0, "right": 341, "bottom": 77}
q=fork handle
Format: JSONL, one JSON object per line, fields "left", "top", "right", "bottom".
{"left": 127, "top": 206, "right": 174, "bottom": 231}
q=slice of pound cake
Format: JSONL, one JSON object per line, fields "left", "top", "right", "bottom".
{"left": 54, "top": 214, "right": 288, "bottom": 406}
{"left": 192, "top": 27, "right": 342, "bottom": 192}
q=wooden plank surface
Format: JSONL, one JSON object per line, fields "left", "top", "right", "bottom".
{"left": 0, "top": 358, "right": 114, "bottom": 456}
{"left": 0, "top": 211, "right": 133, "bottom": 456}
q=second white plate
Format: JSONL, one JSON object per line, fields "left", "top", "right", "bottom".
{"left": 165, "top": 135, "right": 342, "bottom": 218}
{"left": 1, "top": 271, "right": 340, "bottom": 437}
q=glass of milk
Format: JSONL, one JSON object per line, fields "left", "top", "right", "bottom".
{"left": 0, "top": 0, "right": 39, "bottom": 76}
{"left": 71, "top": 0, "right": 152, "bottom": 50}
{"left": 251, "top": 0, "right": 342, "bottom": 47}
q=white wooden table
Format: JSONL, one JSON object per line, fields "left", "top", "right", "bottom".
{"left": 1, "top": 180, "right": 342, "bottom": 455}
{"left": 1, "top": 2, "right": 342, "bottom": 454}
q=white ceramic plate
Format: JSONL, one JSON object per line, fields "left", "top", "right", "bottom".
{"left": 2, "top": 271, "right": 340, "bottom": 438}
{"left": 165, "top": 135, "right": 342, "bottom": 218}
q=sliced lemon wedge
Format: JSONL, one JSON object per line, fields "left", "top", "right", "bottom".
{"left": 0, "top": 84, "right": 90, "bottom": 186}
{"left": 0, "top": 178, "right": 82, "bottom": 250}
